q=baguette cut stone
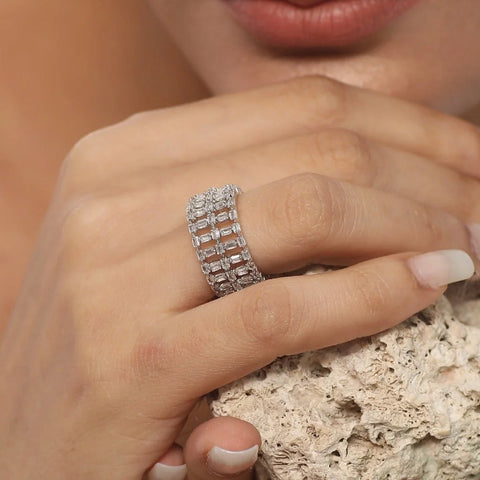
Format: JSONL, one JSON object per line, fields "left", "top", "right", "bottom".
{"left": 210, "top": 260, "right": 223, "bottom": 273}
{"left": 224, "top": 239, "right": 238, "bottom": 250}
{"left": 211, "top": 228, "right": 221, "bottom": 241}
{"left": 229, "top": 253, "right": 243, "bottom": 264}
{"left": 216, "top": 211, "right": 229, "bottom": 223}
{"left": 220, "top": 226, "right": 233, "bottom": 237}
{"left": 199, "top": 233, "right": 212, "bottom": 243}
{"left": 196, "top": 218, "right": 209, "bottom": 230}
{"left": 203, "top": 246, "right": 217, "bottom": 258}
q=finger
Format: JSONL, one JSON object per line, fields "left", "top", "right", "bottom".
{"left": 184, "top": 417, "right": 260, "bottom": 480}
{"left": 158, "top": 173, "right": 476, "bottom": 310}
{"left": 162, "top": 128, "right": 480, "bottom": 226}
{"left": 158, "top": 250, "right": 475, "bottom": 400}
{"left": 146, "top": 444, "right": 187, "bottom": 480}
{"left": 66, "top": 76, "right": 480, "bottom": 191}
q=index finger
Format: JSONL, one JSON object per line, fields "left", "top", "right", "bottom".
{"left": 94, "top": 75, "right": 480, "bottom": 177}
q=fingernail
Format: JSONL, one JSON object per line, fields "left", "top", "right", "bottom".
{"left": 207, "top": 444, "right": 259, "bottom": 475}
{"left": 407, "top": 249, "right": 474, "bottom": 289}
{"left": 147, "top": 463, "right": 187, "bottom": 480}
{"left": 466, "top": 223, "right": 480, "bottom": 260}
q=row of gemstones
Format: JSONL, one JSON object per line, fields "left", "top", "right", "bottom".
{"left": 186, "top": 185, "right": 237, "bottom": 223}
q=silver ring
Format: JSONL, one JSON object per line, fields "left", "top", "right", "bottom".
{"left": 186, "top": 184, "right": 266, "bottom": 297}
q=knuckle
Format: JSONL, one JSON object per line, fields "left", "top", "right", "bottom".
{"left": 239, "top": 281, "right": 295, "bottom": 350}
{"left": 272, "top": 173, "right": 344, "bottom": 245}
{"left": 349, "top": 266, "right": 392, "bottom": 320}
{"left": 312, "top": 129, "right": 376, "bottom": 185}
{"left": 282, "top": 75, "right": 347, "bottom": 124}
{"left": 414, "top": 206, "right": 448, "bottom": 245}
{"left": 60, "top": 196, "right": 113, "bottom": 265}
{"left": 60, "top": 129, "right": 115, "bottom": 195}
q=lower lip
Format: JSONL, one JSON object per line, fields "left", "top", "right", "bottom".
{"left": 222, "top": 0, "right": 422, "bottom": 50}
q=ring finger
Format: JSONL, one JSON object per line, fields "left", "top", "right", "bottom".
{"left": 157, "top": 172, "right": 477, "bottom": 311}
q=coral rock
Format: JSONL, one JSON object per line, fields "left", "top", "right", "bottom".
{"left": 209, "top": 280, "right": 480, "bottom": 480}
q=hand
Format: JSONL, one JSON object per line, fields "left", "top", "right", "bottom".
{"left": 1, "top": 75, "right": 478, "bottom": 480}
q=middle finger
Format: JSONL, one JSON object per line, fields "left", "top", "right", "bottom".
{"left": 161, "top": 128, "right": 480, "bottom": 226}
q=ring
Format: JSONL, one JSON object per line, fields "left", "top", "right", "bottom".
{"left": 186, "top": 184, "right": 266, "bottom": 297}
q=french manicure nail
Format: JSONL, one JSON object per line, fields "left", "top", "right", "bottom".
{"left": 147, "top": 463, "right": 187, "bottom": 480}
{"left": 407, "top": 249, "right": 474, "bottom": 289}
{"left": 466, "top": 223, "right": 480, "bottom": 260}
{"left": 207, "top": 444, "right": 259, "bottom": 475}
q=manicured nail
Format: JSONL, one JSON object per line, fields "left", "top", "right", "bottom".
{"left": 408, "top": 249, "right": 474, "bottom": 289}
{"left": 207, "top": 445, "right": 259, "bottom": 475}
{"left": 467, "top": 223, "right": 480, "bottom": 260}
{"left": 147, "top": 463, "right": 187, "bottom": 480}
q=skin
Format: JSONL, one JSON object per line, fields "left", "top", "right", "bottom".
{"left": 147, "top": 0, "right": 480, "bottom": 116}
{"left": 1, "top": 1, "right": 480, "bottom": 479}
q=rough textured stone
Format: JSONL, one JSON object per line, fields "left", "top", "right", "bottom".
{"left": 209, "top": 274, "right": 480, "bottom": 480}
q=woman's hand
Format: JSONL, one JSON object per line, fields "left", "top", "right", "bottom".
{"left": 0, "top": 75, "right": 478, "bottom": 480}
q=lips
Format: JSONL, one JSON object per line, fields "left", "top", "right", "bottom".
{"left": 221, "top": 0, "right": 423, "bottom": 50}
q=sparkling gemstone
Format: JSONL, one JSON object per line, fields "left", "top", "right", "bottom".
{"left": 237, "top": 274, "right": 254, "bottom": 285}
{"left": 196, "top": 250, "right": 206, "bottom": 261}
{"left": 226, "top": 271, "right": 237, "bottom": 282}
{"left": 194, "top": 208, "right": 206, "bottom": 218}
{"left": 220, "top": 226, "right": 233, "bottom": 237}
{"left": 201, "top": 263, "right": 211, "bottom": 274}
{"left": 214, "top": 273, "right": 228, "bottom": 283}
{"left": 232, "top": 223, "right": 242, "bottom": 234}
{"left": 214, "top": 201, "right": 227, "bottom": 210}
{"left": 207, "top": 213, "right": 217, "bottom": 225}
{"left": 235, "top": 265, "right": 249, "bottom": 277}
{"left": 187, "top": 211, "right": 196, "bottom": 222}
{"left": 216, "top": 211, "right": 229, "bottom": 223}
{"left": 210, "top": 260, "right": 223, "bottom": 273}
{"left": 224, "top": 239, "right": 238, "bottom": 250}
{"left": 237, "top": 236, "right": 247, "bottom": 248}
{"left": 196, "top": 218, "right": 209, "bottom": 230}
{"left": 199, "top": 233, "right": 212, "bottom": 243}
{"left": 213, "top": 190, "right": 224, "bottom": 201}
{"left": 229, "top": 253, "right": 243, "bottom": 264}
{"left": 221, "top": 258, "right": 231, "bottom": 271}
{"left": 215, "top": 243, "right": 226, "bottom": 255}
{"left": 242, "top": 250, "right": 251, "bottom": 261}
{"left": 193, "top": 198, "right": 205, "bottom": 209}
{"left": 219, "top": 282, "right": 234, "bottom": 294}
{"left": 188, "top": 224, "right": 197, "bottom": 234}
{"left": 211, "top": 228, "right": 221, "bottom": 241}
{"left": 203, "top": 247, "right": 217, "bottom": 258}
{"left": 192, "top": 236, "right": 201, "bottom": 248}
{"left": 229, "top": 210, "right": 238, "bottom": 221}
{"left": 246, "top": 261, "right": 257, "bottom": 271}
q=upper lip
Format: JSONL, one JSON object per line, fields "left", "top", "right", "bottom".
{"left": 283, "top": 0, "right": 330, "bottom": 5}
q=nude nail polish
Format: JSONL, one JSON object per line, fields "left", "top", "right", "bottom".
{"left": 147, "top": 463, "right": 187, "bottom": 480}
{"left": 407, "top": 249, "right": 474, "bottom": 289}
{"left": 207, "top": 444, "right": 259, "bottom": 475}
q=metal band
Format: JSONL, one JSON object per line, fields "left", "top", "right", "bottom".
{"left": 186, "top": 184, "right": 266, "bottom": 297}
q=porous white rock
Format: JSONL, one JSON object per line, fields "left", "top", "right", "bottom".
{"left": 209, "top": 277, "right": 480, "bottom": 480}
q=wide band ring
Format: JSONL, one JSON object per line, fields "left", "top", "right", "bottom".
{"left": 186, "top": 184, "right": 266, "bottom": 297}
